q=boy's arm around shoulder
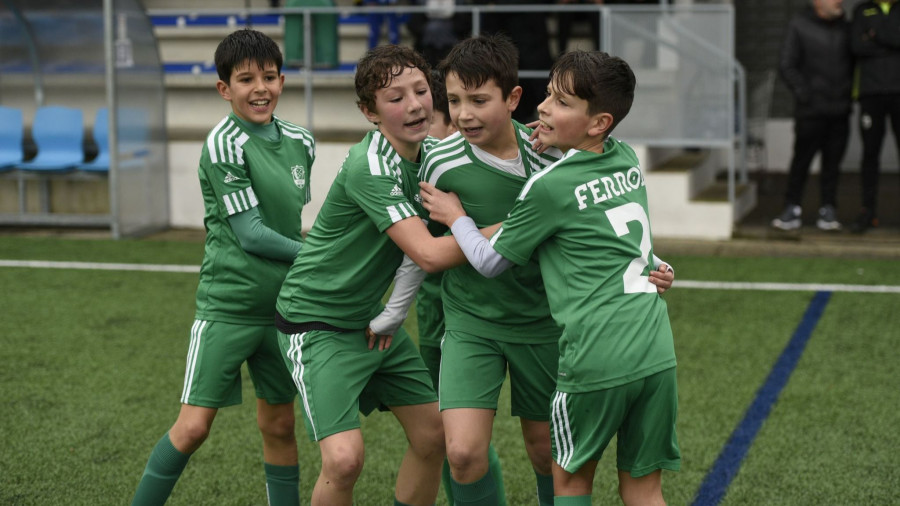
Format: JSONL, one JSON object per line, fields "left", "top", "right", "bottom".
{"left": 385, "top": 218, "right": 466, "bottom": 273}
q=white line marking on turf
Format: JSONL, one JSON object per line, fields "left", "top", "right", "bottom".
{"left": 2, "top": 260, "right": 900, "bottom": 293}
{"left": 0, "top": 260, "right": 199, "bottom": 273}
{"left": 675, "top": 280, "right": 900, "bottom": 293}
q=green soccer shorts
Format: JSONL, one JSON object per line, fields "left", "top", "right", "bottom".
{"left": 419, "top": 342, "right": 442, "bottom": 391}
{"left": 180, "top": 319, "right": 297, "bottom": 408}
{"left": 278, "top": 326, "right": 437, "bottom": 441}
{"left": 550, "top": 367, "right": 681, "bottom": 477}
{"left": 439, "top": 330, "right": 557, "bottom": 421}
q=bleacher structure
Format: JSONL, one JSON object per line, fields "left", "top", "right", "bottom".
{"left": 1, "top": 0, "right": 753, "bottom": 240}
{"left": 0, "top": 0, "right": 169, "bottom": 237}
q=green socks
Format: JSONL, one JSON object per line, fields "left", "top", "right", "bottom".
{"left": 131, "top": 433, "right": 191, "bottom": 506}
{"left": 554, "top": 495, "right": 591, "bottom": 505}
{"left": 441, "top": 445, "right": 506, "bottom": 506}
{"left": 132, "top": 435, "right": 300, "bottom": 506}
{"left": 445, "top": 444, "right": 506, "bottom": 505}
{"left": 488, "top": 444, "right": 507, "bottom": 506}
{"left": 442, "top": 457, "right": 454, "bottom": 504}
{"left": 450, "top": 469, "right": 498, "bottom": 506}
{"left": 264, "top": 463, "right": 300, "bottom": 506}
{"left": 535, "top": 471, "right": 554, "bottom": 506}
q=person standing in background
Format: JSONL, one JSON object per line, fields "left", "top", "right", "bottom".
{"left": 771, "top": 0, "right": 852, "bottom": 232}
{"left": 848, "top": 0, "right": 900, "bottom": 233}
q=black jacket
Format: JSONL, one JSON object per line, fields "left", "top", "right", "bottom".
{"left": 779, "top": 5, "right": 853, "bottom": 118}
{"left": 851, "top": 0, "right": 900, "bottom": 97}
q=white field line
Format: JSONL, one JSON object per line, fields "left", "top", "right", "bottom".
{"left": 0, "top": 259, "right": 199, "bottom": 273}
{"left": 674, "top": 280, "right": 900, "bottom": 294}
{"left": 3, "top": 259, "right": 900, "bottom": 294}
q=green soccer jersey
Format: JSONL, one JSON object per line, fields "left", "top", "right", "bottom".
{"left": 492, "top": 138, "right": 676, "bottom": 392}
{"left": 195, "top": 113, "right": 315, "bottom": 325}
{"left": 419, "top": 121, "right": 561, "bottom": 343}
{"left": 277, "top": 131, "right": 438, "bottom": 329}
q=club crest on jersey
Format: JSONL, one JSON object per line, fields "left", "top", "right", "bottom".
{"left": 291, "top": 165, "right": 306, "bottom": 189}
{"left": 224, "top": 172, "right": 241, "bottom": 183}
{"left": 389, "top": 185, "right": 403, "bottom": 197}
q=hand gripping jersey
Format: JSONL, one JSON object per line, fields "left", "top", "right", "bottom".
{"left": 195, "top": 113, "right": 315, "bottom": 324}
{"left": 491, "top": 138, "right": 676, "bottom": 392}
{"left": 419, "top": 121, "right": 561, "bottom": 344}
{"left": 277, "top": 131, "right": 439, "bottom": 329}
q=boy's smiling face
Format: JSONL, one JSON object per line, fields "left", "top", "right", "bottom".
{"left": 217, "top": 59, "right": 284, "bottom": 125}
{"left": 445, "top": 72, "right": 522, "bottom": 158}
{"left": 362, "top": 66, "right": 433, "bottom": 161}
{"left": 537, "top": 75, "right": 610, "bottom": 153}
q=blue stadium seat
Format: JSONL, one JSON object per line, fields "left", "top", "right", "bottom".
{"left": 0, "top": 106, "right": 24, "bottom": 171}
{"left": 17, "top": 106, "right": 84, "bottom": 173}
{"left": 79, "top": 108, "right": 109, "bottom": 173}
{"left": 78, "top": 107, "right": 151, "bottom": 173}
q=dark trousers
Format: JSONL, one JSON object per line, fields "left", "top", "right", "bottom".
{"left": 858, "top": 94, "right": 900, "bottom": 210}
{"left": 784, "top": 116, "right": 849, "bottom": 208}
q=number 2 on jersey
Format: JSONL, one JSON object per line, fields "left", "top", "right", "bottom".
{"left": 605, "top": 202, "right": 657, "bottom": 294}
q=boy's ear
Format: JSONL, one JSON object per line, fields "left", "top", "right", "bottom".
{"left": 360, "top": 103, "right": 380, "bottom": 125}
{"left": 216, "top": 80, "right": 231, "bottom": 101}
{"left": 506, "top": 85, "right": 523, "bottom": 112}
{"left": 588, "top": 112, "right": 614, "bottom": 138}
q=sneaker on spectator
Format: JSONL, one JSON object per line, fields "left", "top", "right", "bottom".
{"left": 849, "top": 208, "right": 878, "bottom": 234}
{"left": 771, "top": 204, "right": 801, "bottom": 231}
{"left": 816, "top": 205, "right": 841, "bottom": 231}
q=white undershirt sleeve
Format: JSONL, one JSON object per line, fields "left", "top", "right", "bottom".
{"left": 652, "top": 254, "right": 674, "bottom": 274}
{"left": 450, "top": 217, "right": 513, "bottom": 278}
{"left": 368, "top": 255, "right": 427, "bottom": 336}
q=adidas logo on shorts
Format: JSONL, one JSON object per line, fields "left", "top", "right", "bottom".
{"left": 389, "top": 185, "right": 403, "bottom": 197}
{"left": 224, "top": 172, "right": 241, "bottom": 183}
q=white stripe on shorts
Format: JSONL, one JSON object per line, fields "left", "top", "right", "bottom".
{"left": 288, "top": 332, "right": 317, "bottom": 441}
{"left": 438, "top": 335, "right": 446, "bottom": 400}
{"left": 181, "top": 320, "right": 207, "bottom": 403}
{"left": 551, "top": 391, "right": 576, "bottom": 469}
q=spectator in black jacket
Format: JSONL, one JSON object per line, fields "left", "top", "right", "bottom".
{"left": 772, "top": 0, "right": 852, "bottom": 231}
{"left": 849, "top": 0, "right": 900, "bottom": 233}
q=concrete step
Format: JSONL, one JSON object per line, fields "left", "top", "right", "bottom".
{"left": 154, "top": 20, "right": 386, "bottom": 67}
{"left": 643, "top": 148, "right": 755, "bottom": 240}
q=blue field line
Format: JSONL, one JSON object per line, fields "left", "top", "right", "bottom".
{"left": 691, "top": 290, "right": 832, "bottom": 506}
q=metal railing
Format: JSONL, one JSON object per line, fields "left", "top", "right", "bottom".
{"left": 155, "top": 3, "right": 743, "bottom": 207}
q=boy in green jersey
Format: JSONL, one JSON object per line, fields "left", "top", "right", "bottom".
{"left": 409, "top": 69, "right": 507, "bottom": 506}
{"left": 274, "top": 45, "right": 470, "bottom": 506}
{"left": 132, "top": 30, "right": 314, "bottom": 506}
{"left": 421, "top": 50, "right": 680, "bottom": 506}
{"left": 417, "top": 36, "right": 673, "bottom": 506}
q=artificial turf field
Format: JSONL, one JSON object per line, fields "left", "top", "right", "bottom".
{"left": 1, "top": 234, "right": 898, "bottom": 505}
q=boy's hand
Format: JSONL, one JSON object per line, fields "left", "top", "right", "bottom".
{"left": 526, "top": 120, "right": 549, "bottom": 153}
{"left": 419, "top": 182, "right": 467, "bottom": 226}
{"left": 649, "top": 263, "right": 674, "bottom": 294}
{"left": 366, "top": 327, "right": 393, "bottom": 351}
